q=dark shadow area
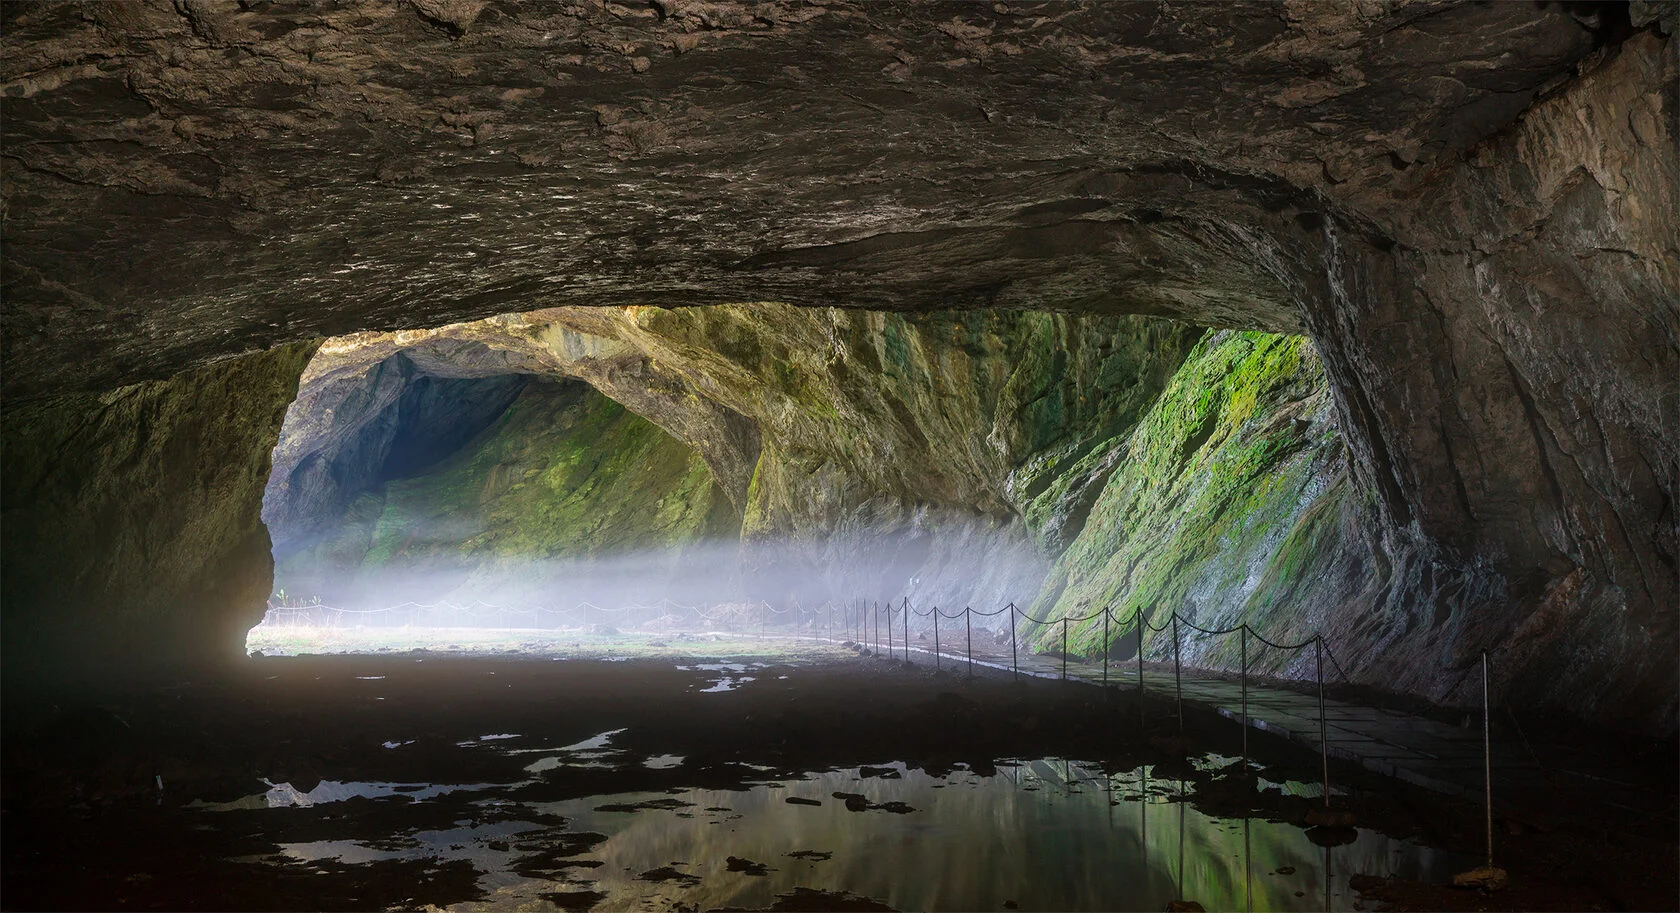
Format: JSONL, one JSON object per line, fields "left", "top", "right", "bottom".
{"left": 2, "top": 653, "right": 1674, "bottom": 912}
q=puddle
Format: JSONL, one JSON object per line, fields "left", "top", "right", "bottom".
{"left": 556, "top": 730, "right": 626, "bottom": 752}
{"left": 1259, "top": 777, "right": 1347, "bottom": 799}
{"left": 277, "top": 819, "right": 543, "bottom": 868}
{"left": 250, "top": 759, "right": 1464, "bottom": 911}
{"left": 192, "top": 779, "right": 500, "bottom": 811}
{"left": 516, "top": 729, "right": 635, "bottom": 774}
{"left": 643, "top": 755, "right": 684, "bottom": 770}
{"left": 457, "top": 733, "right": 524, "bottom": 747}
{"left": 525, "top": 757, "right": 617, "bottom": 774}
{"left": 698, "top": 676, "right": 754, "bottom": 692}
{"left": 679, "top": 663, "right": 761, "bottom": 693}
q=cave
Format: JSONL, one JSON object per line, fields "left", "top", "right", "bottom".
{"left": 1, "top": 2, "right": 1676, "bottom": 911}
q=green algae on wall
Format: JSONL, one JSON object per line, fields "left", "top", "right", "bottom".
{"left": 622, "top": 304, "right": 1200, "bottom": 546}
{"left": 269, "top": 306, "right": 1300, "bottom": 621}
{"left": 1024, "top": 330, "right": 1343, "bottom": 664}
{"left": 377, "top": 380, "right": 735, "bottom": 561}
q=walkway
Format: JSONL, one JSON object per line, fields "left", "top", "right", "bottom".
{"left": 850, "top": 634, "right": 1676, "bottom": 833}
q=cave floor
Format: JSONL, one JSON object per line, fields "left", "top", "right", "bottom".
{"left": 2, "top": 653, "right": 1675, "bottom": 912}
{"left": 897, "top": 637, "right": 1680, "bottom": 837}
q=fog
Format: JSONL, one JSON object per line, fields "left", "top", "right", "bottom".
{"left": 263, "top": 516, "right": 1053, "bottom": 642}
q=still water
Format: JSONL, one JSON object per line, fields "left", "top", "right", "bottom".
{"left": 206, "top": 730, "right": 1460, "bottom": 911}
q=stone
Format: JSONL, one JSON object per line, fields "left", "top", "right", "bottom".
{"left": 1, "top": 342, "right": 318, "bottom": 691}
{"left": 1451, "top": 865, "right": 1509, "bottom": 891}
{"left": 1305, "top": 825, "right": 1359, "bottom": 847}
{"left": 725, "top": 856, "right": 770, "bottom": 876}
{"left": 1304, "top": 807, "right": 1358, "bottom": 828}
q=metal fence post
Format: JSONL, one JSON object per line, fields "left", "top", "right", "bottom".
{"left": 933, "top": 608, "right": 941, "bottom": 672}
{"left": 965, "top": 607, "right": 974, "bottom": 677}
{"left": 1061, "top": 618, "right": 1068, "bottom": 681}
{"left": 886, "top": 599, "right": 894, "bottom": 659}
{"left": 1317, "top": 636, "right": 1329, "bottom": 806}
{"left": 1483, "top": 650, "right": 1494, "bottom": 870}
{"left": 1137, "top": 612, "right": 1146, "bottom": 733}
{"left": 1137, "top": 611, "right": 1145, "bottom": 698}
{"left": 1172, "top": 614, "right": 1183, "bottom": 740}
{"left": 1009, "top": 605, "right": 1018, "bottom": 680}
{"left": 1102, "top": 609, "right": 1110, "bottom": 687}
{"left": 1240, "top": 625, "right": 1249, "bottom": 769}
{"left": 902, "top": 598, "right": 909, "bottom": 663}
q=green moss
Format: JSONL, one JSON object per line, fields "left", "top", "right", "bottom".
{"left": 1024, "top": 330, "right": 1340, "bottom": 660}
{"left": 603, "top": 304, "right": 1202, "bottom": 542}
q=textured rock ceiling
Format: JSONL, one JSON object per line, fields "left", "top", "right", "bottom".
{"left": 0, "top": 0, "right": 1619, "bottom": 398}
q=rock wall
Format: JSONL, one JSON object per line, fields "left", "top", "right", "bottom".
{"left": 264, "top": 353, "right": 529, "bottom": 556}
{"left": 0, "top": 0, "right": 1616, "bottom": 398}
{"left": 0, "top": 343, "right": 317, "bottom": 691}
{"left": 1287, "top": 31, "right": 1679, "bottom": 732}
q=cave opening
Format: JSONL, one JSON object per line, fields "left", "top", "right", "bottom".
{"left": 245, "top": 311, "right": 1093, "bottom": 662}
{"left": 253, "top": 340, "right": 749, "bottom": 657}
{"left": 3, "top": 2, "right": 1676, "bottom": 910}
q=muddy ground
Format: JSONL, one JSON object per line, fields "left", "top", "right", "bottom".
{"left": 2, "top": 648, "right": 1675, "bottom": 911}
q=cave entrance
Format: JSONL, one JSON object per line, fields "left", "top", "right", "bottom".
{"left": 248, "top": 340, "right": 772, "bottom": 659}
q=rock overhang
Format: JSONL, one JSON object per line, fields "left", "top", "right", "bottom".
{"left": 0, "top": 0, "right": 1616, "bottom": 399}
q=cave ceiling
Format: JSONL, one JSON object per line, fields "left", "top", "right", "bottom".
{"left": 0, "top": 0, "right": 1617, "bottom": 399}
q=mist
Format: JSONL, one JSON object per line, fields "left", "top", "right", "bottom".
{"left": 261, "top": 514, "right": 1052, "bottom": 643}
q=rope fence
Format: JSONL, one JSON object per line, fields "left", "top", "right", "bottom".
{"left": 259, "top": 592, "right": 1360, "bottom": 801}
{"left": 261, "top": 595, "right": 1346, "bottom": 702}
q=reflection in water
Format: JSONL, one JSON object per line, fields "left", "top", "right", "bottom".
{"left": 249, "top": 759, "right": 1458, "bottom": 911}
{"left": 517, "top": 729, "right": 631, "bottom": 774}
{"left": 678, "top": 663, "right": 761, "bottom": 693}
{"left": 194, "top": 779, "right": 500, "bottom": 811}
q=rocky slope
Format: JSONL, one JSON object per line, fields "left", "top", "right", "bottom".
{"left": 1025, "top": 331, "right": 1341, "bottom": 659}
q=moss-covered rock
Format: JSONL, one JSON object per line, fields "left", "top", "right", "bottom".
{"left": 1023, "top": 330, "right": 1344, "bottom": 669}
